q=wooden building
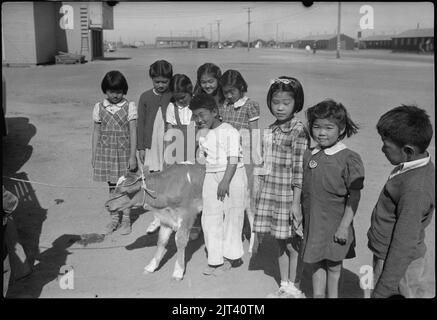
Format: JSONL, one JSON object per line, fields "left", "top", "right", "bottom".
{"left": 296, "top": 33, "right": 355, "bottom": 50}
{"left": 155, "top": 37, "right": 209, "bottom": 49}
{"left": 360, "top": 34, "right": 394, "bottom": 49}
{"left": 391, "top": 28, "right": 434, "bottom": 52}
{"left": 2, "top": 2, "right": 114, "bottom": 65}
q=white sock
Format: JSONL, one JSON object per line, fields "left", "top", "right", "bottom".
{"left": 280, "top": 280, "right": 289, "bottom": 287}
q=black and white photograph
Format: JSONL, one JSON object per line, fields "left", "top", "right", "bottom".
{"left": 2, "top": 1, "right": 435, "bottom": 302}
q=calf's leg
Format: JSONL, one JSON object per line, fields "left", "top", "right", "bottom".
{"left": 172, "top": 210, "right": 196, "bottom": 280}
{"left": 144, "top": 225, "right": 173, "bottom": 274}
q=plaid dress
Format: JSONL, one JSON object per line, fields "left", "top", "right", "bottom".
{"left": 93, "top": 101, "right": 131, "bottom": 183}
{"left": 254, "top": 117, "right": 310, "bottom": 239}
{"left": 218, "top": 97, "right": 260, "bottom": 130}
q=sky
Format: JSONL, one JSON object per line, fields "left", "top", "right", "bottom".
{"left": 103, "top": 2, "right": 434, "bottom": 43}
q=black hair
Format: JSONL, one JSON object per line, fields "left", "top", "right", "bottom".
{"left": 219, "top": 69, "right": 248, "bottom": 93}
{"left": 188, "top": 93, "right": 218, "bottom": 112}
{"left": 266, "top": 76, "right": 304, "bottom": 114}
{"left": 169, "top": 74, "right": 193, "bottom": 102}
{"left": 376, "top": 105, "right": 433, "bottom": 153}
{"left": 101, "top": 70, "right": 128, "bottom": 94}
{"left": 193, "top": 63, "right": 224, "bottom": 103}
{"left": 306, "top": 99, "right": 359, "bottom": 140}
{"left": 149, "top": 60, "right": 173, "bottom": 79}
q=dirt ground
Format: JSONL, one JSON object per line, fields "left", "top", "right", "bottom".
{"left": 2, "top": 47, "right": 435, "bottom": 298}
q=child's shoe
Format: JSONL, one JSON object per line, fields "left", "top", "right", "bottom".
{"left": 267, "top": 285, "right": 293, "bottom": 298}
{"left": 213, "top": 259, "right": 232, "bottom": 276}
{"left": 104, "top": 218, "right": 120, "bottom": 235}
{"left": 146, "top": 217, "right": 161, "bottom": 233}
{"left": 266, "top": 282, "right": 305, "bottom": 298}
{"left": 203, "top": 265, "right": 217, "bottom": 276}
{"left": 286, "top": 281, "right": 306, "bottom": 298}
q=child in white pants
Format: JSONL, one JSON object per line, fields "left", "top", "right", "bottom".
{"left": 202, "top": 167, "right": 247, "bottom": 267}
{"left": 189, "top": 93, "right": 247, "bottom": 276}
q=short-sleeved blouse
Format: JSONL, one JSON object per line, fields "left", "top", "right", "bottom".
{"left": 219, "top": 96, "right": 260, "bottom": 131}
{"left": 93, "top": 99, "right": 137, "bottom": 123}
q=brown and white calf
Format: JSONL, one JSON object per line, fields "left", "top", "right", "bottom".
{"left": 104, "top": 163, "right": 256, "bottom": 281}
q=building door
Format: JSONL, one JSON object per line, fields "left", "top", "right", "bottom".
{"left": 91, "top": 29, "right": 103, "bottom": 59}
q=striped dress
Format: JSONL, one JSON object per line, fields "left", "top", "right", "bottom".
{"left": 93, "top": 101, "right": 131, "bottom": 183}
{"left": 253, "top": 117, "right": 310, "bottom": 239}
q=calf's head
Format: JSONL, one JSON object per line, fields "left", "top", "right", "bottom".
{"left": 105, "top": 172, "right": 143, "bottom": 212}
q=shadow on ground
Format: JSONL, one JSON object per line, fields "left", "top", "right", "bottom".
{"left": 6, "top": 234, "right": 80, "bottom": 298}
{"left": 3, "top": 118, "right": 48, "bottom": 291}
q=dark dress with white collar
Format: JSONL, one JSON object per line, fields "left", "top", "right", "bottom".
{"left": 301, "top": 143, "right": 365, "bottom": 263}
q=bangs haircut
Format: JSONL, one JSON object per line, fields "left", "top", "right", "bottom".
{"left": 219, "top": 69, "right": 248, "bottom": 93}
{"left": 196, "top": 62, "right": 222, "bottom": 84}
{"left": 101, "top": 70, "right": 128, "bottom": 94}
{"left": 170, "top": 74, "right": 193, "bottom": 102}
{"left": 306, "top": 99, "right": 359, "bottom": 140}
{"left": 188, "top": 93, "right": 217, "bottom": 112}
{"left": 267, "top": 76, "right": 304, "bottom": 114}
{"left": 193, "top": 63, "right": 224, "bottom": 103}
{"left": 149, "top": 60, "right": 173, "bottom": 79}
{"left": 376, "top": 105, "right": 433, "bottom": 153}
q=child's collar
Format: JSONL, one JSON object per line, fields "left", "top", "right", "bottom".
{"left": 388, "top": 154, "right": 431, "bottom": 179}
{"left": 312, "top": 142, "right": 347, "bottom": 155}
{"left": 226, "top": 96, "right": 248, "bottom": 109}
{"left": 103, "top": 98, "right": 126, "bottom": 107}
{"left": 271, "top": 117, "right": 295, "bottom": 133}
{"left": 174, "top": 102, "right": 189, "bottom": 109}
{"left": 152, "top": 88, "right": 165, "bottom": 96}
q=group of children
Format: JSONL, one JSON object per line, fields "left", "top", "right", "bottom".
{"left": 91, "top": 60, "right": 434, "bottom": 299}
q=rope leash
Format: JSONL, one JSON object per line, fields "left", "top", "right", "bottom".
{"left": 2, "top": 176, "right": 108, "bottom": 190}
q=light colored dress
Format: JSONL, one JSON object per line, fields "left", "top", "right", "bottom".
{"left": 144, "top": 107, "right": 165, "bottom": 172}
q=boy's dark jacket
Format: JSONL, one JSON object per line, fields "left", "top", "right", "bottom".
{"left": 367, "top": 159, "right": 435, "bottom": 298}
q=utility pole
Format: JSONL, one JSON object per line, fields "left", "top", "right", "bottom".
{"left": 201, "top": 27, "right": 204, "bottom": 38}
{"left": 276, "top": 24, "right": 279, "bottom": 48}
{"left": 216, "top": 20, "right": 222, "bottom": 48}
{"left": 245, "top": 7, "right": 252, "bottom": 51}
{"left": 208, "top": 23, "right": 213, "bottom": 42}
{"left": 336, "top": 2, "right": 341, "bottom": 59}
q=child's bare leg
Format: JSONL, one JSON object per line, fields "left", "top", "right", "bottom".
{"left": 277, "top": 239, "right": 289, "bottom": 284}
{"left": 312, "top": 261, "right": 327, "bottom": 298}
{"left": 286, "top": 239, "right": 300, "bottom": 286}
{"left": 326, "top": 260, "right": 342, "bottom": 298}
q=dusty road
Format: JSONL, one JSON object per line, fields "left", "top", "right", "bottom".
{"left": 3, "top": 47, "right": 435, "bottom": 298}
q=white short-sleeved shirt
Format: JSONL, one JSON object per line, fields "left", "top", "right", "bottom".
{"left": 166, "top": 102, "right": 192, "bottom": 126}
{"left": 93, "top": 99, "right": 137, "bottom": 123}
{"left": 199, "top": 122, "right": 244, "bottom": 173}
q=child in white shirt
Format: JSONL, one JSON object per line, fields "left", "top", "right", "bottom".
{"left": 189, "top": 93, "right": 248, "bottom": 276}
